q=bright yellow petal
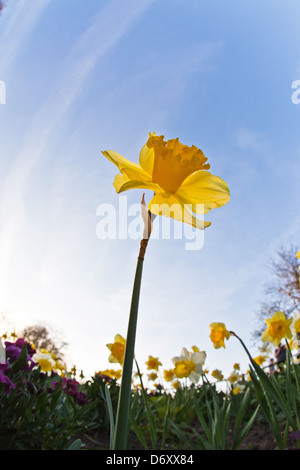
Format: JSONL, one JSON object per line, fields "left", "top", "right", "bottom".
{"left": 139, "top": 132, "right": 156, "bottom": 176}
{"left": 114, "top": 334, "right": 126, "bottom": 344}
{"left": 108, "top": 353, "right": 119, "bottom": 364}
{"left": 102, "top": 150, "right": 150, "bottom": 182}
{"left": 148, "top": 192, "right": 211, "bottom": 230}
{"left": 113, "top": 173, "right": 158, "bottom": 194}
{"left": 176, "top": 171, "right": 230, "bottom": 214}
{"left": 296, "top": 251, "right": 300, "bottom": 259}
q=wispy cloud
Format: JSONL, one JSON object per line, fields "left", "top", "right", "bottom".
{"left": 0, "top": 0, "right": 51, "bottom": 75}
{"left": 0, "top": 0, "right": 156, "bottom": 303}
{"left": 233, "top": 127, "right": 265, "bottom": 152}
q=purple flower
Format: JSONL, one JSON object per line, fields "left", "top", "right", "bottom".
{"left": 5, "top": 341, "right": 22, "bottom": 363}
{"left": 0, "top": 363, "right": 15, "bottom": 394}
{"left": 74, "top": 391, "right": 88, "bottom": 405}
{"left": 52, "top": 377, "right": 87, "bottom": 405}
{"left": 5, "top": 339, "right": 36, "bottom": 370}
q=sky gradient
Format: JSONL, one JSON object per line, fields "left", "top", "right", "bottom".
{"left": 0, "top": 0, "right": 300, "bottom": 381}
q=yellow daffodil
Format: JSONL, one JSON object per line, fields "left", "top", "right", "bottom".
{"left": 106, "top": 334, "right": 126, "bottom": 366}
{"left": 246, "top": 370, "right": 252, "bottom": 381}
{"left": 253, "top": 355, "right": 266, "bottom": 366}
{"left": 211, "top": 369, "right": 223, "bottom": 381}
{"left": 232, "top": 384, "right": 244, "bottom": 395}
{"left": 54, "top": 360, "right": 66, "bottom": 374}
{"left": 233, "top": 363, "right": 240, "bottom": 370}
{"left": 163, "top": 369, "right": 175, "bottom": 382}
{"left": 209, "top": 322, "right": 231, "bottom": 349}
{"left": 296, "top": 251, "right": 300, "bottom": 259}
{"left": 228, "top": 371, "right": 240, "bottom": 384}
{"left": 293, "top": 312, "right": 300, "bottom": 334}
{"left": 261, "top": 311, "right": 293, "bottom": 347}
{"left": 172, "top": 347, "right": 206, "bottom": 383}
{"left": 172, "top": 380, "right": 180, "bottom": 389}
{"left": 148, "top": 372, "right": 158, "bottom": 381}
{"left": 145, "top": 355, "right": 162, "bottom": 371}
{"left": 102, "top": 133, "right": 230, "bottom": 230}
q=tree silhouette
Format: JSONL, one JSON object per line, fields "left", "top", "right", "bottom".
{"left": 19, "top": 324, "right": 68, "bottom": 361}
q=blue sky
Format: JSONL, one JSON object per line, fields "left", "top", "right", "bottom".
{"left": 0, "top": 0, "right": 300, "bottom": 381}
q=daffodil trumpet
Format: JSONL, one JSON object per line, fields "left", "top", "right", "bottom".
{"left": 112, "top": 196, "right": 153, "bottom": 450}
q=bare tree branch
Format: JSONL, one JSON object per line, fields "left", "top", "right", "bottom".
{"left": 252, "top": 244, "right": 300, "bottom": 342}
{"left": 19, "top": 324, "right": 68, "bottom": 361}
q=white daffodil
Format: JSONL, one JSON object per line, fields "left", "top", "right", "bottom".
{"left": 32, "top": 350, "right": 55, "bottom": 373}
{"left": 172, "top": 347, "right": 206, "bottom": 384}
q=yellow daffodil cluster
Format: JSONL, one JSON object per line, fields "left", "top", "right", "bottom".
{"left": 97, "top": 369, "right": 122, "bottom": 380}
{"left": 104, "top": 307, "right": 300, "bottom": 392}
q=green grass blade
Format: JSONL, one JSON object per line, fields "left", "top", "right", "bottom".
{"left": 104, "top": 384, "right": 115, "bottom": 449}
{"left": 129, "top": 411, "right": 149, "bottom": 450}
{"left": 135, "top": 359, "right": 157, "bottom": 449}
{"left": 160, "top": 395, "right": 170, "bottom": 450}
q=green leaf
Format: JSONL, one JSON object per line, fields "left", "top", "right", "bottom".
{"left": 11, "top": 344, "right": 28, "bottom": 373}
{"left": 135, "top": 359, "right": 157, "bottom": 449}
{"left": 68, "top": 439, "right": 82, "bottom": 450}
{"left": 104, "top": 384, "right": 115, "bottom": 449}
{"left": 160, "top": 395, "right": 170, "bottom": 450}
{"left": 129, "top": 411, "right": 149, "bottom": 450}
{"left": 231, "top": 403, "right": 260, "bottom": 450}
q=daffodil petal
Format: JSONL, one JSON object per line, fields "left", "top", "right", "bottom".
{"left": 108, "top": 354, "right": 119, "bottom": 364}
{"left": 139, "top": 133, "right": 155, "bottom": 176}
{"left": 114, "top": 334, "right": 126, "bottom": 344}
{"left": 181, "top": 347, "right": 190, "bottom": 359}
{"left": 102, "top": 150, "right": 150, "bottom": 182}
{"left": 193, "top": 351, "right": 206, "bottom": 363}
{"left": 148, "top": 192, "right": 211, "bottom": 230}
{"left": 189, "top": 371, "right": 200, "bottom": 384}
{"left": 113, "top": 173, "right": 159, "bottom": 194}
{"left": 176, "top": 170, "right": 230, "bottom": 213}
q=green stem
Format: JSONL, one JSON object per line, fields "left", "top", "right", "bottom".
{"left": 112, "top": 255, "right": 144, "bottom": 450}
{"left": 112, "top": 198, "right": 153, "bottom": 450}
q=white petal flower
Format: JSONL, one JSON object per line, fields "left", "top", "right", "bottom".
{"left": 172, "top": 347, "right": 206, "bottom": 384}
{"left": 32, "top": 350, "right": 55, "bottom": 372}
